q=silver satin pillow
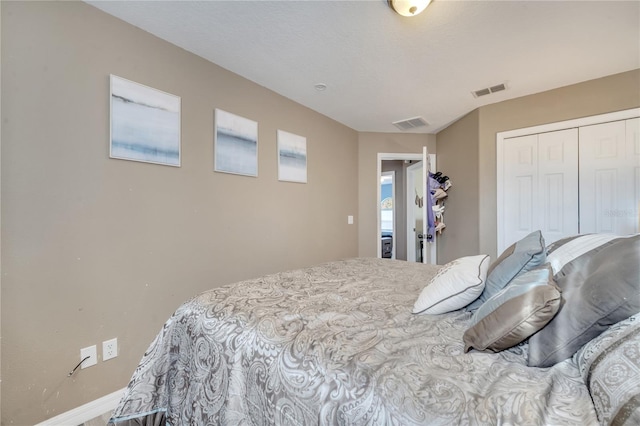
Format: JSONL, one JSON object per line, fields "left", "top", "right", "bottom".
{"left": 463, "top": 264, "right": 561, "bottom": 353}
{"left": 528, "top": 234, "right": 640, "bottom": 367}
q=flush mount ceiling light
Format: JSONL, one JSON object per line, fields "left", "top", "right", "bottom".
{"left": 388, "top": 0, "right": 432, "bottom": 17}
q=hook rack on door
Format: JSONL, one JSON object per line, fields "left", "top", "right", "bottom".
{"left": 426, "top": 171, "right": 452, "bottom": 240}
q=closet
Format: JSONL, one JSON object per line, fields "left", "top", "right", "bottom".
{"left": 497, "top": 109, "right": 639, "bottom": 253}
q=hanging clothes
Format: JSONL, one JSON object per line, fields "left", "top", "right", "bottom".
{"left": 425, "top": 173, "right": 438, "bottom": 240}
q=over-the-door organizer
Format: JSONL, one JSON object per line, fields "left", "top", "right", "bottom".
{"left": 425, "top": 171, "right": 452, "bottom": 241}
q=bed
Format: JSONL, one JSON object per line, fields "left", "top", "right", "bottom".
{"left": 109, "top": 232, "right": 640, "bottom": 426}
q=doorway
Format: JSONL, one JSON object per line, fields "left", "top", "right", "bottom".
{"left": 380, "top": 171, "right": 395, "bottom": 259}
{"left": 377, "top": 149, "right": 436, "bottom": 263}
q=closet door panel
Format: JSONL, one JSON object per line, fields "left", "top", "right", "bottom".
{"left": 503, "top": 135, "right": 538, "bottom": 247}
{"left": 579, "top": 120, "right": 633, "bottom": 234}
{"left": 593, "top": 169, "right": 618, "bottom": 233}
{"left": 627, "top": 118, "right": 640, "bottom": 233}
{"left": 538, "top": 129, "right": 579, "bottom": 245}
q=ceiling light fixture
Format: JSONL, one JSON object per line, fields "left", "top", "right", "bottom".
{"left": 388, "top": 0, "right": 432, "bottom": 17}
{"left": 314, "top": 83, "right": 327, "bottom": 91}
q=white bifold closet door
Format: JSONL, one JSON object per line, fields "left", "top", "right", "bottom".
{"left": 579, "top": 118, "right": 640, "bottom": 235}
{"left": 502, "top": 128, "right": 579, "bottom": 247}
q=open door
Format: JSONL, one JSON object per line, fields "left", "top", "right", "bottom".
{"left": 406, "top": 147, "right": 432, "bottom": 263}
{"left": 423, "top": 149, "right": 437, "bottom": 264}
{"left": 421, "top": 147, "right": 430, "bottom": 264}
{"left": 406, "top": 160, "right": 424, "bottom": 262}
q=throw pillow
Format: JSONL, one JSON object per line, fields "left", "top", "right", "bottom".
{"left": 413, "top": 255, "right": 490, "bottom": 315}
{"left": 528, "top": 234, "right": 640, "bottom": 367}
{"left": 467, "top": 230, "right": 546, "bottom": 310}
{"left": 546, "top": 233, "right": 622, "bottom": 274}
{"left": 463, "top": 265, "right": 561, "bottom": 353}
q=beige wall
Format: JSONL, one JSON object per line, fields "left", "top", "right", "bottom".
{"left": 477, "top": 69, "right": 640, "bottom": 259}
{"left": 433, "top": 109, "right": 480, "bottom": 263}
{"left": 357, "top": 132, "right": 436, "bottom": 258}
{"left": 1, "top": 2, "right": 358, "bottom": 424}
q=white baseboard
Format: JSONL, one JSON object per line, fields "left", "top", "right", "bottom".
{"left": 35, "top": 388, "right": 125, "bottom": 426}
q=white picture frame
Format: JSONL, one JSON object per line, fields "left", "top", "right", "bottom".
{"left": 214, "top": 109, "right": 258, "bottom": 177}
{"left": 110, "top": 75, "right": 181, "bottom": 167}
{"left": 277, "top": 130, "right": 307, "bottom": 183}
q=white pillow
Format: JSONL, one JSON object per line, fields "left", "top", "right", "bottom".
{"left": 413, "top": 255, "right": 490, "bottom": 315}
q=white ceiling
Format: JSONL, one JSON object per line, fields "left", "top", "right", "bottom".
{"left": 86, "top": 0, "right": 640, "bottom": 134}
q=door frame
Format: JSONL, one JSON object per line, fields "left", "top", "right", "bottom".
{"left": 376, "top": 152, "right": 423, "bottom": 259}
{"left": 496, "top": 107, "right": 640, "bottom": 253}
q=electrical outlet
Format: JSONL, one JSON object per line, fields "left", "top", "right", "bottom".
{"left": 103, "top": 338, "right": 118, "bottom": 361}
{"left": 80, "top": 345, "right": 97, "bottom": 369}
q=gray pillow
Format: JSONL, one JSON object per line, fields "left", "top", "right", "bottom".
{"left": 467, "top": 230, "right": 546, "bottom": 310}
{"left": 545, "top": 233, "right": 623, "bottom": 274}
{"left": 463, "top": 264, "right": 561, "bottom": 353}
{"left": 574, "top": 313, "right": 640, "bottom": 426}
{"left": 528, "top": 234, "right": 640, "bottom": 367}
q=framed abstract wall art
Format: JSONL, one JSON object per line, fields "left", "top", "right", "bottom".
{"left": 110, "top": 75, "right": 181, "bottom": 167}
{"left": 214, "top": 109, "right": 258, "bottom": 177}
{"left": 277, "top": 130, "right": 307, "bottom": 183}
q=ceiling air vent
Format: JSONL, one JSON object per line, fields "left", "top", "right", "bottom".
{"left": 489, "top": 83, "right": 506, "bottom": 93}
{"left": 472, "top": 82, "right": 508, "bottom": 98}
{"left": 473, "top": 88, "right": 491, "bottom": 98}
{"left": 392, "top": 116, "right": 428, "bottom": 131}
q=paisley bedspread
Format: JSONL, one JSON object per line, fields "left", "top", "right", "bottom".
{"left": 109, "top": 258, "right": 598, "bottom": 425}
